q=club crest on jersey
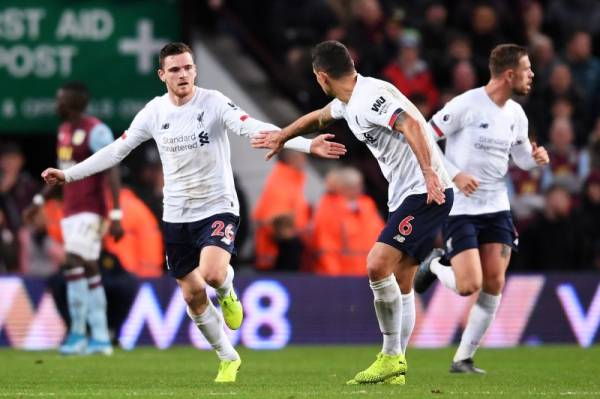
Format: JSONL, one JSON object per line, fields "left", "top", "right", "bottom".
{"left": 479, "top": 122, "right": 489, "bottom": 129}
{"left": 441, "top": 114, "right": 452, "bottom": 124}
{"left": 371, "top": 96, "right": 386, "bottom": 112}
{"left": 72, "top": 129, "right": 86, "bottom": 146}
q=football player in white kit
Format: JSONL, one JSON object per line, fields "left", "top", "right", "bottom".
{"left": 40, "top": 42, "right": 346, "bottom": 383}
{"left": 252, "top": 40, "right": 453, "bottom": 385}
{"left": 414, "top": 44, "right": 549, "bottom": 373}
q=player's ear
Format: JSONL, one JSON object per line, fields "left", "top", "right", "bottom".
{"left": 157, "top": 68, "right": 166, "bottom": 82}
{"left": 505, "top": 69, "right": 514, "bottom": 83}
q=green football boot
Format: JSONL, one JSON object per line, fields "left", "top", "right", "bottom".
{"left": 214, "top": 358, "right": 242, "bottom": 383}
{"left": 351, "top": 352, "right": 407, "bottom": 384}
{"left": 218, "top": 288, "right": 243, "bottom": 330}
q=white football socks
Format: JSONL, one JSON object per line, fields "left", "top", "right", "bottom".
{"left": 454, "top": 291, "right": 501, "bottom": 362}
{"left": 188, "top": 301, "right": 238, "bottom": 361}
{"left": 87, "top": 275, "right": 110, "bottom": 343}
{"left": 370, "top": 274, "right": 402, "bottom": 356}
{"left": 430, "top": 257, "right": 457, "bottom": 292}
{"left": 64, "top": 267, "right": 88, "bottom": 336}
{"left": 215, "top": 265, "right": 234, "bottom": 299}
{"left": 400, "top": 290, "right": 415, "bottom": 355}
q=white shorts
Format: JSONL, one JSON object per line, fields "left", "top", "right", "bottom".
{"left": 60, "top": 212, "right": 105, "bottom": 261}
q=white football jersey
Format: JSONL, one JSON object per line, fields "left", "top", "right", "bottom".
{"left": 429, "top": 87, "right": 537, "bottom": 216}
{"left": 64, "top": 87, "right": 290, "bottom": 223}
{"left": 330, "top": 74, "right": 451, "bottom": 211}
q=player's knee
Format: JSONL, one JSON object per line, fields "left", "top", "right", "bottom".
{"left": 202, "top": 268, "right": 226, "bottom": 288}
{"left": 366, "top": 252, "right": 389, "bottom": 280}
{"left": 182, "top": 285, "right": 207, "bottom": 307}
{"left": 456, "top": 280, "right": 481, "bottom": 296}
{"left": 483, "top": 274, "right": 505, "bottom": 294}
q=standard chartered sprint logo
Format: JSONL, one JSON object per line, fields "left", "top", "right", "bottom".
{"left": 119, "top": 280, "right": 291, "bottom": 350}
{"left": 162, "top": 133, "right": 204, "bottom": 152}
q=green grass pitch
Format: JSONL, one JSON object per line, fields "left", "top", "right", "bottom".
{"left": 1, "top": 345, "right": 599, "bottom": 398}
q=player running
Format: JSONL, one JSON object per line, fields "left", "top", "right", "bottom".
{"left": 251, "top": 40, "right": 453, "bottom": 385}
{"left": 414, "top": 44, "right": 549, "bottom": 373}
{"left": 25, "top": 82, "right": 124, "bottom": 356}
{"left": 41, "top": 42, "right": 346, "bottom": 382}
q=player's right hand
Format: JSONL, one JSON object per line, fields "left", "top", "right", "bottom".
{"left": 41, "top": 168, "right": 66, "bottom": 186}
{"left": 251, "top": 131, "right": 285, "bottom": 160}
{"left": 453, "top": 172, "right": 479, "bottom": 196}
{"left": 424, "top": 169, "right": 446, "bottom": 205}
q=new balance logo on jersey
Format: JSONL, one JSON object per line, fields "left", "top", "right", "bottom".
{"left": 371, "top": 96, "right": 386, "bottom": 112}
{"left": 161, "top": 123, "right": 170, "bottom": 130}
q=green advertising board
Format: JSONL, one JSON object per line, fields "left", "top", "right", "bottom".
{"left": 0, "top": 0, "right": 180, "bottom": 133}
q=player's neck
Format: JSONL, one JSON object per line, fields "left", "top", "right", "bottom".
{"left": 484, "top": 79, "right": 511, "bottom": 107}
{"left": 334, "top": 73, "right": 358, "bottom": 103}
{"left": 168, "top": 86, "right": 196, "bottom": 107}
{"left": 66, "top": 113, "right": 84, "bottom": 126}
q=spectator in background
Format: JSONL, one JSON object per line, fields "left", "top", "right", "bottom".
{"left": 0, "top": 209, "right": 18, "bottom": 272}
{"left": 529, "top": 63, "right": 587, "bottom": 144}
{"left": 345, "top": 0, "right": 388, "bottom": 77}
{"left": 449, "top": 60, "right": 477, "bottom": 97}
{"left": 103, "top": 187, "right": 164, "bottom": 278}
{"left": 580, "top": 116, "right": 600, "bottom": 176}
{"left": 565, "top": 31, "right": 600, "bottom": 122}
{"left": 383, "top": 30, "right": 439, "bottom": 111}
{"left": 0, "top": 142, "right": 38, "bottom": 247}
{"left": 272, "top": 214, "right": 304, "bottom": 272}
{"left": 419, "top": 1, "right": 449, "bottom": 71}
{"left": 528, "top": 34, "right": 559, "bottom": 87}
{"left": 522, "top": 1, "right": 545, "bottom": 44}
{"left": 310, "top": 167, "right": 384, "bottom": 276}
{"left": 507, "top": 163, "right": 544, "bottom": 227}
{"left": 519, "top": 184, "right": 586, "bottom": 270}
{"left": 468, "top": 4, "right": 506, "bottom": 81}
{"left": 550, "top": 96, "right": 586, "bottom": 145}
{"left": 541, "top": 117, "right": 586, "bottom": 193}
{"left": 253, "top": 149, "right": 311, "bottom": 270}
{"left": 580, "top": 171, "right": 600, "bottom": 270}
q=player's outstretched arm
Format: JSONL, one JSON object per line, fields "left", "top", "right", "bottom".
{"left": 253, "top": 132, "right": 346, "bottom": 159}
{"left": 394, "top": 113, "right": 445, "bottom": 205}
{"left": 252, "top": 105, "right": 335, "bottom": 160}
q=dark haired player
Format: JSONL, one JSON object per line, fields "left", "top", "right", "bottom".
{"left": 41, "top": 42, "right": 346, "bottom": 382}
{"left": 415, "top": 44, "right": 549, "bottom": 373}
{"left": 26, "top": 81, "right": 124, "bottom": 356}
{"left": 252, "top": 40, "right": 453, "bottom": 385}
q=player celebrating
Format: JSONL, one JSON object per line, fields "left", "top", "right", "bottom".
{"left": 414, "top": 44, "right": 549, "bottom": 373}
{"left": 25, "top": 82, "right": 124, "bottom": 356}
{"left": 251, "top": 40, "right": 453, "bottom": 385}
{"left": 41, "top": 42, "right": 346, "bottom": 382}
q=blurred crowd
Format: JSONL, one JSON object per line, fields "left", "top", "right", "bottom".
{"left": 2, "top": 0, "right": 600, "bottom": 278}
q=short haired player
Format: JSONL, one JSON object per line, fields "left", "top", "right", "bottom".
{"left": 414, "top": 44, "right": 549, "bottom": 373}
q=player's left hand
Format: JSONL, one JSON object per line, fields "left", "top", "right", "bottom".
{"left": 109, "top": 220, "right": 125, "bottom": 242}
{"left": 531, "top": 142, "right": 549, "bottom": 165}
{"left": 310, "top": 134, "right": 347, "bottom": 159}
{"left": 41, "top": 168, "right": 66, "bottom": 186}
{"left": 424, "top": 169, "right": 446, "bottom": 205}
{"left": 251, "top": 131, "right": 285, "bottom": 160}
